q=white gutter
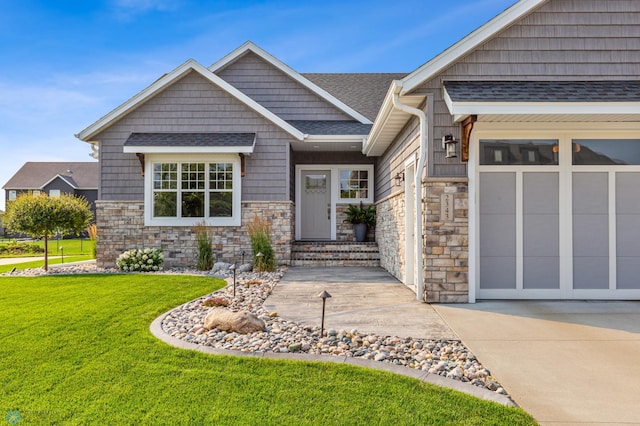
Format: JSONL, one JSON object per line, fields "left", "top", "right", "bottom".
{"left": 391, "top": 82, "right": 430, "bottom": 302}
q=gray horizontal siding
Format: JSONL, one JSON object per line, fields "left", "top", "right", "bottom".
{"left": 216, "top": 52, "right": 353, "bottom": 121}
{"left": 375, "top": 118, "right": 421, "bottom": 200}
{"left": 96, "top": 71, "right": 295, "bottom": 202}
{"left": 406, "top": 0, "right": 640, "bottom": 178}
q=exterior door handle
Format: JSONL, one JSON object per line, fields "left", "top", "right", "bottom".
{"left": 328, "top": 204, "right": 331, "bottom": 220}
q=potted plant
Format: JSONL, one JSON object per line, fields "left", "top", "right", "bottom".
{"left": 344, "top": 201, "right": 376, "bottom": 242}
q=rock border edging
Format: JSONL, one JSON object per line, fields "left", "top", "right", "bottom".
{"left": 150, "top": 309, "right": 516, "bottom": 407}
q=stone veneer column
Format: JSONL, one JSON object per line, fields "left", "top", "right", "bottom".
{"left": 422, "top": 178, "right": 469, "bottom": 303}
{"left": 95, "top": 200, "right": 294, "bottom": 269}
{"left": 375, "top": 193, "right": 405, "bottom": 282}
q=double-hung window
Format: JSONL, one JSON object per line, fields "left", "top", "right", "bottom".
{"left": 146, "top": 155, "right": 240, "bottom": 226}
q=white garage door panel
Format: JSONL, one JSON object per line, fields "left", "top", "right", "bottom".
{"left": 475, "top": 135, "right": 640, "bottom": 300}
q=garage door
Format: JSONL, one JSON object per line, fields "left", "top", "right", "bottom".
{"left": 476, "top": 137, "right": 640, "bottom": 300}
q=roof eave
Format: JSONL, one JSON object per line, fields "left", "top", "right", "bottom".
{"left": 364, "top": 81, "right": 425, "bottom": 157}
{"left": 401, "top": 0, "right": 549, "bottom": 95}
{"left": 123, "top": 146, "right": 255, "bottom": 154}
{"left": 447, "top": 101, "right": 640, "bottom": 122}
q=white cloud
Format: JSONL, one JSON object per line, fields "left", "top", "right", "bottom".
{"left": 110, "top": 0, "right": 183, "bottom": 20}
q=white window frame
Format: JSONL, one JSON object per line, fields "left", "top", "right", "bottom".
{"left": 49, "top": 189, "right": 61, "bottom": 197}
{"left": 8, "top": 190, "right": 16, "bottom": 201}
{"left": 144, "top": 153, "right": 241, "bottom": 227}
{"left": 337, "top": 166, "right": 374, "bottom": 203}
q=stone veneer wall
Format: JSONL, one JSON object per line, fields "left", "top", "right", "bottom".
{"left": 422, "top": 178, "right": 469, "bottom": 303}
{"left": 336, "top": 204, "right": 376, "bottom": 242}
{"left": 95, "top": 200, "right": 294, "bottom": 268}
{"left": 375, "top": 192, "right": 405, "bottom": 282}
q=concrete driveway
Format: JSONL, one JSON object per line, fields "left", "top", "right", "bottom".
{"left": 434, "top": 301, "right": 640, "bottom": 425}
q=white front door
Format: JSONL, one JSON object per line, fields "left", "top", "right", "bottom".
{"left": 300, "top": 170, "right": 331, "bottom": 240}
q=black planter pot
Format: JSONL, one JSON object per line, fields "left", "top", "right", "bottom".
{"left": 354, "top": 223, "right": 367, "bottom": 242}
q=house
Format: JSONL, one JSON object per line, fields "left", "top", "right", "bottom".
{"left": 2, "top": 162, "right": 99, "bottom": 220}
{"left": 0, "top": 210, "right": 4, "bottom": 238}
{"left": 77, "top": 0, "right": 640, "bottom": 302}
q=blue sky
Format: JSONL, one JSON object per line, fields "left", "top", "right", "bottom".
{"left": 0, "top": 0, "right": 516, "bottom": 210}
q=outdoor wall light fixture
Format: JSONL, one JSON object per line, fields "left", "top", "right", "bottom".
{"left": 394, "top": 171, "right": 405, "bottom": 186}
{"left": 442, "top": 134, "right": 458, "bottom": 159}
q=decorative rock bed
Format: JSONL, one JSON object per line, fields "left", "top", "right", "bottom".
{"left": 4, "top": 263, "right": 508, "bottom": 396}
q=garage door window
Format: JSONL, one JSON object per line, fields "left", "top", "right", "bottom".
{"left": 573, "top": 139, "right": 640, "bottom": 165}
{"left": 479, "top": 140, "right": 558, "bottom": 165}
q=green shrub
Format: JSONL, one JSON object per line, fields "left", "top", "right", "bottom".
{"left": 116, "top": 248, "right": 163, "bottom": 272}
{"left": 247, "top": 214, "right": 276, "bottom": 272}
{"left": 0, "top": 241, "right": 45, "bottom": 255}
{"left": 193, "top": 221, "right": 214, "bottom": 271}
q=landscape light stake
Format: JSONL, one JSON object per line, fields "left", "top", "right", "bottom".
{"left": 256, "top": 252, "right": 264, "bottom": 271}
{"left": 60, "top": 246, "right": 64, "bottom": 264}
{"left": 318, "top": 290, "right": 332, "bottom": 337}
{"left": 230, "top": 263, "right": 237, "bottom": 298}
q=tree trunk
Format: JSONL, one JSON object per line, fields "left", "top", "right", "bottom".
{"left": 44, "top": 235, "right": 49, "bottom": 271}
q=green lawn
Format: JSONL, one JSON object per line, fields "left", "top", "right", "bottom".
{"left": 0, "top": 238, "right": 95, "bottom": 258}
{"left": 0, "top": 256, "right": 91, "bottom": 274}
{"left": 0, "top": 274, "right": 537, "bottom": 425}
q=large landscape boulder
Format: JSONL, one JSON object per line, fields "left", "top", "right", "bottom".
{"left": 203, "top": 308, "right": 265, "bottom": 334}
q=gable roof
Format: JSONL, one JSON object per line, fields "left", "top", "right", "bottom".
{"left": 209, "top": 42, "right": 373, "bottom": 124}
{"left": 400, "top": 0, "right": 548, "bottom": 95}
{"left": 76, "top": 59, "right": 305, "bottom": 142}
{"left": 303, "top": 73, "right": 406, "bottom": 122}
{"left": 3, "top": 162, "right": 98, "bottom": 190}
{"left": 364, "top": 0, "right": 551, "bottom": 155}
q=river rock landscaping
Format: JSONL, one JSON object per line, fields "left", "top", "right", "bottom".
{"left": 3, "top": 262, "right": 508, "bottom": 396}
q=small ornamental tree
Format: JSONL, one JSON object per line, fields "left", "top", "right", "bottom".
{"left": 4, "top": 193, "right": 94, "bottom": 270}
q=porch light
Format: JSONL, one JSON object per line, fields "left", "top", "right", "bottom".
{"left": 442, "top": 134, "right": 458, "bottom": 158}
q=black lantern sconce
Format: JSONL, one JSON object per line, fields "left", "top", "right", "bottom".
{"left": 394, "top": 171, "right": 405, "bottom": 186}
{"left": 442, "top": 134, "right": 458, "bottom": 159}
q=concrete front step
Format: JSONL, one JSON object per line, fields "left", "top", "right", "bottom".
{"left": 291, "top": 241, "right": 380, "bottom": 267}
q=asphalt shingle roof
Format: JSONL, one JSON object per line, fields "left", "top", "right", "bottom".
{"left": 124, "top": 132, "right": 256, "bottom": 147}
{"left": 303, "top": 73, "right": 406, "bottom": 122}
{"left": 444, "top": 81, "right": 640, "bottom": 102}
{"left": 287, "top": 120, "right": 372, "bottom": 135}
{"left": 3, "top": 162, "right": 98, "bottom": 190}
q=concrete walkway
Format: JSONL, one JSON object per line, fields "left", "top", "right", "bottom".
{"left": 264, "top": 267, "right": 456, "bottom": 339}
{"left": 434, "top": 301, "right": 640, "bottom": 425}
{"left": 0, "top": 256, "right": 60, "bottom": 266}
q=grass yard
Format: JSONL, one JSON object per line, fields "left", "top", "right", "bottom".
{"left": 0, "top": 274, "right": 537, "bottom": 425}
{"left": 0, "top": 256, "right": 90, "bottom": 274}
{"left": 0, "top": 238, "right": 95, "bottom": 258}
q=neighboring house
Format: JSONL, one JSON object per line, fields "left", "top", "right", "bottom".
{"left": 0, "top": 210, "right": 4, "bottom": 238}
{"left": 77, "top": 0, "right": 640, "bottom": 302}
{"left": 2, "top": 162, "right": 99, "bottom": 221}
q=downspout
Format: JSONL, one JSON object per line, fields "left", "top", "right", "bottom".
{"left": 391, "top": 83, "right": 430, "bottom": 301}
